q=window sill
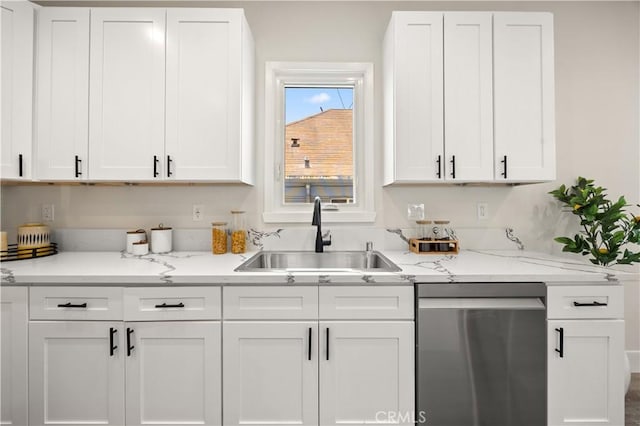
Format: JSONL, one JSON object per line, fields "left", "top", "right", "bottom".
{"left": 262, "top": 210, "right": 376, "bottom": 224}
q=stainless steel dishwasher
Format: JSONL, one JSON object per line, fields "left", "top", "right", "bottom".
{"left": 416, "top": 283, "right": 546, "bottom": 426}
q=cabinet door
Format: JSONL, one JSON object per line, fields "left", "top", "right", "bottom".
{"left": 1, "top": 287, "right": 28, "bottom": 426}
{"left": 387, "top": 12, "right": 443, "bottom": 183}
{"left": 125, "top": 322, "right": 221, "bottom": 426}
{"left": 36, "top": 8, "right": 89, "bottom": 180}
{"left": 223, "top": 322, "right": 318, "bottom": 426}
{"left": 29, "top": 322, "right": 125, "bottom": 426}
{"left": 89, "top": 8, "right": 165, "bottom": 181}
{"left": 319, "top": 321, "right": 414, "bottom": 426}
{"left": 1, "top": 1, "right": 34, "bottom": 179}
{"left": 443, "top": 12, "right": 493, "bottom": 182}
{"left": 494, "top": 12, "right": 555, "bottom": 182}
{"left": 166, "top": 9, "right": 243, "bottom": 181}
{"left": 548, "top": 320, "right": 624, "bottom": 426}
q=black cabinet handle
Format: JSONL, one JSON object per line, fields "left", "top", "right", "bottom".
{"left": 308, "top": 327, "right": 312, "bottom": 361}
{"left": 154, "top": 302, "right": 185, "bottom": 308}
{"left": 167, "top": 155, "right": 173, "bottom": 177}
{"left": 18, "top": 154, "right": 23, "bottom": 177}
{"left": 127, "top": 328, "right": 134, "bottom": 356}
{"left": 500, "top": 155, "right": 508, "bottom": 179}
{"left": 109, "top": 327, "right": 118, "bottom": 356}
{"left": 573, "top": 301, "right": 607, "bottom": 307}
{"left": 436, "top": 155, "right": 442, "bottom": 179}
{"left": 326, "top": 327, "right": 330, "bottom": 361}
{"left": 57, "top": 302, "right": 87, "bottom": 308}
{"left": 555, "top": 327, "right": 564, "bottom": 358}
{"left": 75, "top": 155, "right": 82, "bottom": 177}
{"left": 450, "top": 155, "right": 456, "bottom": 179}
{"left": 153, "top": 155, "right": 159, "bottom": 178}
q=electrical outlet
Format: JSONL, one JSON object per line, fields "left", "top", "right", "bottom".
{"left": 192, "top": 204, "right": 204, "bottom": 221}
{"left": 42, "top": 204, "right": 54, "bottom": 222}
{"left": 477, "top": 203, "right": 488, "bottom": 220}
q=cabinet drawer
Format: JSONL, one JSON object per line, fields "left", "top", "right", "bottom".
{"left": 124, "top": 287, "right": 221, "bottom": 321}
{"left": 547, "top": 285, "right": 623, "bottom": 319}
{"left": 223, "top": 286, "right": 318, "bottom": 320}
{"left": 319, "top": 286, "right": 414, "bottom": 320}
{"left": 30, "top": 286, "right": 123, "bottom": 320}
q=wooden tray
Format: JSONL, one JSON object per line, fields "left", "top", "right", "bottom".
{"left": 409, "top": 238, "right": 459, "bottom": 255}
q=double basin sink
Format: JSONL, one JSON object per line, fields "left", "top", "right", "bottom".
{"left": 235, "top": 250, "right": 401, "bottom": 273}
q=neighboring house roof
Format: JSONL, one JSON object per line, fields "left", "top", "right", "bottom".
{"left": 284, "top": 109, "right": 353, "bottom": 179}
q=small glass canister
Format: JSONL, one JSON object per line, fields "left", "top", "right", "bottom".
{"left": 211, "top": 222, "right": 228, "bottom": 254}
{"left": 230, "top": 211, "right": 247, "bottom": 254}
{"left": 434, "top": 220, "right": 451, "bottom": 252}
{"left": 415, "top": 220, "right": 432, "bottom": 239}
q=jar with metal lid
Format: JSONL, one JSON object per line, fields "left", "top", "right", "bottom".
{"left": 230, "top": 211, "right": 246, "bottom": 254}
{"left": 433, "top": 220, "right": 451, "bottom": 252}
{"left": 211, "top": 222, "right": 228, "bottom": 254}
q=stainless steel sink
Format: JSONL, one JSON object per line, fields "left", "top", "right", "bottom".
{"left": 235, "top": 250, "right": 401, "bottom": 272}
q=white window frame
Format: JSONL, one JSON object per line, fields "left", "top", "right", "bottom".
{"left": 263, "top": 61, "right": 375, "bottom": 223}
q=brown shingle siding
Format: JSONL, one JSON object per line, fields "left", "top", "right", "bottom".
{"left": 284, "top": 109, "right": 353, "bottom": 178}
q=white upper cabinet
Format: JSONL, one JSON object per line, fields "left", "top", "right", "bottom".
{"left": 384, "top": 11, "right": 555, "bottom": 184}
{"left": 444, "top": 12, "right": 493, "bottom": 181}
{"left": 88, "top": 8, "right": 166, "bottom": 181}
{"left": 36, "top": 8, "right": 89, "bottom": 181}
{"left": 493, "top": 12, "right": 555, "bottom": 182}
{"left": 1, "top": 1, "right": 34, "bottom": 180}
{"left": 166, "top": 9, "right": 254, "bottom": 183}
{"left": 34, "top": 6, "right": 254, "bottom": 183}
{"left": 384, "top": 12, "right": 444, "bottom": 184}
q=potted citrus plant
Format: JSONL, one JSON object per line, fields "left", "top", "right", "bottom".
{"left": 549, "top": 177, "right": 640, "bottom": 266}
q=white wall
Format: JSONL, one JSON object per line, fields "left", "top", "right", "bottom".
{"left": 2, "top": 1, "right": 639, "bottom": 350}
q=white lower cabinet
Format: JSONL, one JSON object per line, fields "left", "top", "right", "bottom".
{"left": 319, "top": 321, "right": 414, "bottom": 426}
{"left": 223, "top": 321, "right": 319, "bottom": 426}
{"left": 27, "top": 286, "right": 222, "bottom": 426}
{"left": 222, "top": 286, "right": 415, "bottom": 426}
{"left": 1, "top": 287, "right": 29, "bottom": 426}
{"left": 547, "top": 320, "right": 625, "bottom": 426}
{"left": 125, "top": 321, "right": 222, "bottom": 426}
{"left": 28, "top": 321, "right": 126, "bottom": 426}
{"left": 546, "top": 284, "right": 625, "bottom": 426}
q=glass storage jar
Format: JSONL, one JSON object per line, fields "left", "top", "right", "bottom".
{"left": 211, "top": 222, "right": 228, "bottom": 254}
{"left": 415, "top": 220, "right": 432, "bottom": 239}
{"left": 434, "top": 220, "right": 451, "bottom": 252}
{"left": 230, "top": 211, "right": 247, "bottom": 254}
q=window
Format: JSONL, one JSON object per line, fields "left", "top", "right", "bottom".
{"left": 263, "top": 62, "right": 375, "bottom": 223}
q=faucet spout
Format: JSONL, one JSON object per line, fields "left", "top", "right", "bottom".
{"left": 312, "top": 196, "right": 331, "bottom": 252}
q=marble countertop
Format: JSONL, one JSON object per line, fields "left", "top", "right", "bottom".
{"left": 1, "top": 249, "right": 633, "bottom": 286}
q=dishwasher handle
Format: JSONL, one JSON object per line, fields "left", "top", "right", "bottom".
{"left": 418, "top": 298, "right": 545, "bottom": 310}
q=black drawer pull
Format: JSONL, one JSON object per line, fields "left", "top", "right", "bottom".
{"left": 308, "top": 327, "right": 312, "bottom": 361}
{"left": 500, "top": 155, "right": 508, "bottom": 179}
{"left": 127, "top": 328, "right": 134, "bottom": 356}
{"left": 436, "top": 155, "right": 442, "bottom": 179}
{"left": 167, "top": 155, "right": 173, "bottom": 177}
{"left": 326, "top": 327, "right": 330, "bottom": 361}
{"left": 18, "top": 154, "right": 23, "bottom": 177}
{"left": 153, "top": 155, "right": 159, "bottom": 178}
{"left": 155, "top": 302, "right": 185, "bottom": 308}
{"left": 450, "top": 155, "right": 456, "bottom": 179}
{"left": 57, "top": 302, "right": 87, "bottom": 308}
{"left": 573, "top": 301, "right": 607, "bottom": 307}
{"left": 109, "top": 327, "right": 118, "bottom": 356}
{"left": 555, "top": 327, "right": 564, "bottom": 358}
{"left": 75, "top": 155, "right": 82, "bottom": 177}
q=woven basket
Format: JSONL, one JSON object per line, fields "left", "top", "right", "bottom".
{"left": 17, "top": 223, "right": 51, "bottom": 250}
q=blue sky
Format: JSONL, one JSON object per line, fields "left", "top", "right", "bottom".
{"left": 285, "top": 87, "right": 354, "bottom": 124}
